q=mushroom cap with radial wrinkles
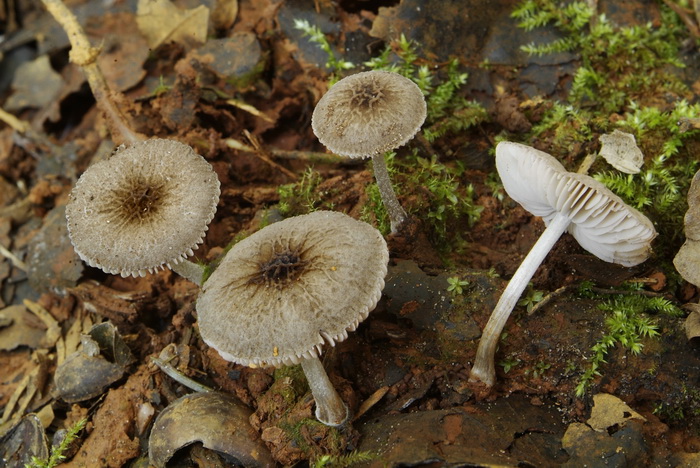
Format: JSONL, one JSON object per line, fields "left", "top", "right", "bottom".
{"left": 65, "top": 138, "right": 221, "bottom": 277}
{"left": 311, "top": 70, "right": 427, "bottom": 158}
{"left": 496, "top": 141, "right": 657, "bottom": 267}
{"left": 196, "top": 211, "right": 390, "bottom": 368}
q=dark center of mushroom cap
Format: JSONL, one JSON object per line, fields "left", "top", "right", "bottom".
{"left": 107, "top": 176, "right": 168, "bottom": 224}
{"left": 349, "top": 81, "right": 385, "bottom": 111}
{"left": 252, "top": 247, "right": 308, "bottom": 287}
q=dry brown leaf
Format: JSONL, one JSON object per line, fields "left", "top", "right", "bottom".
{"left": 211, "top": 0, "right": 238, "bottom": 30}
{"left": 587, "top": 393, "right": 646, "bottom": 432}
{"left": 136, "top": 0, "right": 209, "bottom": 49}
{"left": 674, "top": 169, "right": 700, "bottom": 286}
{"left": 599, "top": 130, "right": 644, "bottom": 174}
{"left": 684, "top": 305, "right": 700, "bottom": 340}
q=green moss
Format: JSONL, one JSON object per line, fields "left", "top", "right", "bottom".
{"left": 277, "top": 167, "right": 336, "bottom": 216}
{"left": 575, "top": 282, "right": 683, "bottom": 397}
{"left": 511, "top": 0, "right": 699, "bottom": 258}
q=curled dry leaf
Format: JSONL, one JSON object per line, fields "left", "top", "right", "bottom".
{"left": 587, "top": 393, "right": 646, "bottom": 432}
{"left": 674, "top": 169, "right": 700, "bottom": 287}
{"left": 599, "top": 130, "right": 644, "bottom": 174}
{"left": 136, "top": 0, "right": 209, "bottom": 49}
{"left": 684, "top": 304, "right": 700, "bottom": 340}
{"left": 148, "top": 392, "right": 275, "bottom": 468}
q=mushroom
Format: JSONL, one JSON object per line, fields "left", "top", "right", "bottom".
{"left": 469, "top": 142, "right": 657, "bottom": 387}
{"left": 65, "top": 138, "right": 220, "bottom": 284}
{"left": 196, "top": 211, "right": 389, "bottom": 426}
{"left": 311, "top": 70, "right": 427, "bottom": 234}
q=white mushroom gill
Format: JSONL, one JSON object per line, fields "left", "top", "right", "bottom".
{"left": 469, "top": 142, "right": 656, "bottom": 388}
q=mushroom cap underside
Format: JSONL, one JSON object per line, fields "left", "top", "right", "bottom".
{"left": 496, "top": 141, "right": 657, "bottom": 267}
{"left": 312, "top": 70, "right": 427, "bottom": 158}
{"left": 196, "top": 211, "right": 389, "bottom": 368}
{"left": 66, "top": 138, "right": 221, "bottom": 277}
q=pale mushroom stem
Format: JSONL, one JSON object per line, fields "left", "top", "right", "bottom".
{"left": 170, "top": 260, "right": 206, "bottom": 287}
{"left": 301, "top": 356, "right": 349, "bottom": 426}
{"left": 469, "top": 212, "right": 572, "bottom": 387}
{"left": 371, "top": 153, "right": 408, "bottom": 234}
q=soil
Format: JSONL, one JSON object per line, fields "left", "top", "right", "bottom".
{"left": 1, "top": 0, "right": 700, "bottom": 467}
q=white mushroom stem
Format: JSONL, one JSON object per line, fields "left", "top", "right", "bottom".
{"left": 469, "top": 211, "right": 572, "bottom": 387}
{"left": 371, "top": 153, "right": 408, "bottom": 234}
{"left": 170, "top": 260, "right": 206, "bottom": 287}
{"left": 301, "top": 356, "right": 349, "bottom": 426}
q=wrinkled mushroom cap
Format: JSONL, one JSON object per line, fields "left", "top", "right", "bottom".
{"left": 66, "top": 139, "right": 220, "bottom": 277}
{"left": 196, "top": 211, "right": 389, "bottom": 368}
{"left": 496, "top": 142, "right": 657, "bottom": 267}
{"left": 311, "top": 70, "right": 427, "bottom": 158}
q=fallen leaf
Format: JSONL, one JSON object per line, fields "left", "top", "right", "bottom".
{"left": 5, "top": 55, "right": 64, "bottom": 115}
{"left": 211, "top": 0, "right": 238, "bottom": 30}
{"left": 136, "top": 0, "right": 209, "bottom": 50}
{"left": 684, "top": 304, "right": 700, "bottom": 340}
{"left": 599, "top": 130, "right": 644, "bottom": 174}
{"left": 674, "top": 169, "right": 700, "bottom": 286}
{"left": 587, "top": 393, "right": 646, "bottom": 432}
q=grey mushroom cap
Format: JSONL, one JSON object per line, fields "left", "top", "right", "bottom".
{"left": 66, "top": 139, "right": 221, "bottom": 277}
{"left": 196, "top": 211, "right": 389, "bottom": 368}
{"left": 496, "top": 142, "right": 657, "bottom": 267}
{"left": 311, "top": 70, "right": 427, "bottom": 158}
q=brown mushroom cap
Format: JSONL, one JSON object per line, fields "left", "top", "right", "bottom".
{"left": 65, "top": 139, "right": 220, "bottom": 277}
{"left": 196, "top": 211, "right": 389, "bottom": 368}
{"left": 311, "top": 70, "right": 427, "bottom": 158}
{"left": 496, "top": 142, "right": 656, "bottom": 267}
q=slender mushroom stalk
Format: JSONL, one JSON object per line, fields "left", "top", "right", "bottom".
{"left": 470, "top": 211, "right": 571, "bottom": 386}
{"left": 371, "top": 153, "right": 408, "bottom": 232}
{"left": 196, "top": 211, "right": 389, "bottom": 426}
{"left": 301, "top": 357, "right": 349, "bottom": 426}
{"left": 469, "top": 142, "right": 657, "bottom": 388}
{"left": 312, "top": 70, "right": 426, "bottom": 234}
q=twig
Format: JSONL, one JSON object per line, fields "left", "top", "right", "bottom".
{"left": 0, "top": 242, "right": 27, "bottom": 271}
{"left": 150, "top": 356, "right": 213, "bottom": 393}
{"left": 241, "top": 129, "right": 298, "bottom": 180}
{"left": 224, "top": 138, "right": 351, "bottom": 164}
{"left": 661, "top": 0, "right": 700, "bottom": 37}
{"left": 225, "top": 98, "right": 275, "bottom": 123}
{"left": 41, "top": 0, "right": 142, "bottom": 146}
{"left": 528, "top": 284, "right": 573, "bottom": 316}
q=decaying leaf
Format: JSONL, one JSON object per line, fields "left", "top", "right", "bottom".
{"left": 674, "top": 169, "right": 700, "bottom": 286}
{"left": 0, "top": 414, "right": 49, "bottom": 466}
{"left": 684, "top": 304, "right": 700, "bottom": 340}
{"left": 148, "top": 392, "right": 275, "bottom": 468}
{"left": 136, "top": 0, "right": 209, "bottom": 49}
{"left": 211, "top": 0, "right": 238, "bottom": 30}
{"left": 599, "top": 130, "right": 644, "bottom": 174}
{"left": 0, "top": 305, "right": 46, "bottom": 351}
{"left": 587, "top": 393, "right": 646, "bottom": 431}
{"left": 54, "top": 322, "right": 133, "bottom": 403}
{"left": 5, "top": 55, "right": 64, "bottom": 113}
{"left": 23, "top": 300, "right": 60, "bottom": 349}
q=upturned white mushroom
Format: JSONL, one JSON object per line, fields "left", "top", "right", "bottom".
{"left": 197, "top": 211, "right": 389, "bottom": 426}
{"left": 469, "top": 142, "right": 657, "bottom": 387}
{"left": 312, "top": 70, "right": 427, "bottom": 234}
{"left": 66, "top": 139, "right": 220, "bottom": 284}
